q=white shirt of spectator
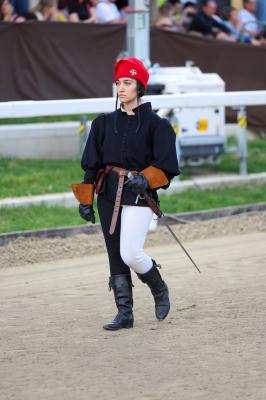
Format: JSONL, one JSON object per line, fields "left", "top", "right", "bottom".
{"left": 180, "top": 0, "right": 197, "bottom": 4}
{"left": 96, "top": 1, "right": 121, "bottom": 23}
{"left": 239, "top": 8, "right": 259, "bottom": 34}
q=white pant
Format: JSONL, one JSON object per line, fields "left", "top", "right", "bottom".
{"left": 120, "top": 206, "right": 154, "bottom": 274}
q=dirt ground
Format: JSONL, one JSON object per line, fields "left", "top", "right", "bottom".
{"left": 0, "top": 214, "right": 266, "bottom": 400}
{"left": 1, "top": 212, "right": 266, "bottom": 268}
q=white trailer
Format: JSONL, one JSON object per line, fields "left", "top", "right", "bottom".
{"left": 148, "top": 64, "right": 226, "bottom": 166}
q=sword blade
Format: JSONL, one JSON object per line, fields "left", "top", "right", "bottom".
{"left": 163, "top": 220, "right": 201, "bottom": 273}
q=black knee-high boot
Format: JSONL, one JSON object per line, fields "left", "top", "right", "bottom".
{"left": 103, "top": 274, "right": 134, "bottom": 331}
{"left": 137, "top": 261, "right": 170, "bottom": 321}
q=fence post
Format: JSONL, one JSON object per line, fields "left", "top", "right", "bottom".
{"left": 79, "top": 115, "right": 88, "bottom": 159}
{"left": 237, "top": 106, "right": 248, "bottom": 175}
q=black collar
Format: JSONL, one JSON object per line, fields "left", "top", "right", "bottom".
{"left": 119, "top": 102, "right": 152, "bottom": 115}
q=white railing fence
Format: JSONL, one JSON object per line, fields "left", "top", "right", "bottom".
{"left": 1, "top": 91, "right": 266, "bottom": 175}
{"left": 1, "top": 91, "right": 266, "bottom": 118}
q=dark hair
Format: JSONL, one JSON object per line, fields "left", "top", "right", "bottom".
{"left": 137, "top": 81, "right": 145, "bottom": 98}
{"left": 183, "top": 1, "right": 197, "bottom": 10}
{"left": 114, "top": 79, "right": 144, "bottom": 134}
{"left": 202, "top": 0, "right": 216, "bottom": 7}
{"left": 0, "top": 0, "right": 10, "bottom": 20}
{"left": 221, "top": 5, "right": 235, "bottom": 21}
{"left": 168, "top": 0, "right": 180, "bottom": 5}
{"left": 0, "top": 0, "right": 9, "bottom": 9}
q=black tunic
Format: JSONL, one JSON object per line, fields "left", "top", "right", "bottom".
{"left": 81, "top": 102, "right": 180, "bottom": 206}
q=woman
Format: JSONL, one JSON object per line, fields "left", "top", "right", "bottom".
{"left": 72, "top": 57, "right": 180, "bottom": 331}
{"left": 67, "top": 0, "right": 96, "bottom": 23}
{"left": 0, "top": 0, "right": 25, "bottom": 21}
{"left": 30, "top": 0, "right": 66, "bottom": 21}
{"left": 221, "top": 6, "right": 256, "bottom": 44}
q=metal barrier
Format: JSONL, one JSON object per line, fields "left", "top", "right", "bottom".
{"left": 1, "top": 91, "right": 266, "bottom": 174}
{"left": 1, "top": 92, "right": 266, "bottom": 117}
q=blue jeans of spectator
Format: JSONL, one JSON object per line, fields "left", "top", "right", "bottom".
{"left": 10, "top": 0, "right": 28, "bottom": 14}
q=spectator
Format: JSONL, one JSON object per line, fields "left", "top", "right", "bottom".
{"left": 57, "top": 0, "right": 69, "bottom": 16}
{"left": 154, "top": 1, "right": 179, "bottom": 31}
{"left": 189, "top": 0, "right": 235, "bottom": 41}
{"left": 176, "top": 1, "right": 197, "bottom": 32}
{"left": 222, "top": 5, "right": 260, "bottom": 44}
{"left": 67, "top": 0, "right": 96, "bottom": 22}
{"left": 91, "top": 0, "right": 126, "bottom": 24}
{"left": 154, "top": 0, "right": 182, "bottom": 30}
{"left": 222, "top": 6, "right": 249, "bottom": 41}
{"left": 256, "top": 0, "right": 266, "bottom": 24}
{"left": 58, "top": 0, "right": 67, "bottom": 8}
{"left": 168, "top": 0, "right": 181, "bottom": 16}
{"left": 114, "top": 0, "right": 129, "bottom": 18}
{"left": 0, "top": 0, "right": 25, "bottom": 21}
{"left": 30, "top": 0, "right": 66, "bottom": 21}
{"left": 239, "top": 0, "right": 260, "bottom": 37}
{"left": 10, "top": 0, "right": 28, "bottom": 14}
{"left": 260, "top": 29, "right": 266, "bottom": 45}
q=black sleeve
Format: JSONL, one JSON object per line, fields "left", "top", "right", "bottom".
{"left": 151, "top": 116, "right": 180, "bottom": 183}
{"left": 190, "top": 14, "right": 212, "bottom": 36}
{"left": 81, "top": 115, "right": 105, "bottom": 184}
{"left": 212, "top": 19, "right": 231, "bottom": 34}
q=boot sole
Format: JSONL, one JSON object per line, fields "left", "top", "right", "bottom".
{"left": 156, "top": 305, "right": 170, "bottom": 321}
{"left": 155, "top": 283, "right": 170, "bottom": 321}
{"left": 103, "top": 323, "right": 134, "bottom": 331}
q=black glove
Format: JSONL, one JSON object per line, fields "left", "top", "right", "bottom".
{"left": 125, "top": 173, "right": 149, "bottom": 195}
{"left": 79, "top": 204, "right": 96, "bottom": 224}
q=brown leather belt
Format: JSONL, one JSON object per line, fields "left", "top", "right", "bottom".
{"left": 109, "top": 166, "right": 138, "bottom": 235}
{"left": 102, "top": 165, "right": 162, "bottom": 235}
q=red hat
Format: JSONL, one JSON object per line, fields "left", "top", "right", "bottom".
{"left": 114, "top": 57, "right": 149, "bottom": 90}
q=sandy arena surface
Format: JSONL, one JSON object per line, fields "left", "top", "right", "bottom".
{"left": 1, "top": 212, "right": 266, "bottom": 268}
{"left": 0, "top": 213, "right": 266, "bottom": 400}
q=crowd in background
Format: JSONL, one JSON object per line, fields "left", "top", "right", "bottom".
{"left": 153, "top": 0, "right": 266, "bottom": 45}
{"left": 0, "top": 0, "right": 266, "bottom": 45}
{"left": 0, "top": 0, "right": 128, "bottom": 23}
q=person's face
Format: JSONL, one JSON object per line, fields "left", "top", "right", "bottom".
{"left": 230, "top": 9, "right": 239, "bottom": 24}
{"left": 116, "top": 78, "right": 138, "bottom": 104}
{"left": 43, "top": 6, "right": 54, "bottom": 17}
{"left": 245, "top": 0, "right": 256, "bottom": 13}
{"left": 184, "top": 6, "right": 197, "bottom": 19}
{"left": 203, "top": 1, "right": 217, "bottom": 16}
{"left": 172, "top": 2, "right": 181, "bottom": 14}
{"left": 1, "top": 0, "right": 13, "bottom": 15}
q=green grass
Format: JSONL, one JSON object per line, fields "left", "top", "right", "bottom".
{"left": 0, "top": 114, "right": 98, "bottom": 125}
{"left": 181, "top": 138, "right": 266, "bottom": 178}
{"left": 1, "top": 183, "right": 265, "bottom": 234}
{"left": 160, "top": 183, "right": 266, "bottom": 214}
{"left": 1, "top": 138, "right": 266, "bottom": 199}
{"left": 0, "top": 205, "right": 91, "bottom": 234}
{"left": 0, "top": 159, "right": 83, "bottom": 198}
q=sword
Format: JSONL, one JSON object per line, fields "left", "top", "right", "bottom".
{"left": 162, "top": 219, "right": 201, "bottom": 273}
{"left": 125, "top": 173, "right": 201, "bottom": 273}
{"left": 142, "top": 192, "right": 201, "bottom": 274}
